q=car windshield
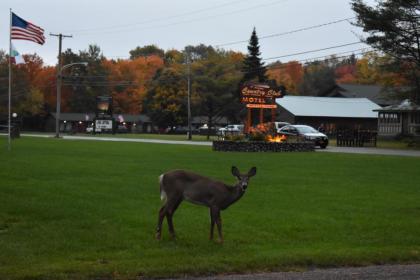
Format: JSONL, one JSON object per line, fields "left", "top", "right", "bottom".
{"left": 296, "top": 126, "right": 318, "bottom": 133}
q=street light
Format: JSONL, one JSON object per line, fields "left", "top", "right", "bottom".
{"left": 55, "top": 62, "right": 88, "bottom": 138}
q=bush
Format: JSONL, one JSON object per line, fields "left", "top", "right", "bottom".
{"left": 248, "top": 132, "right": 266, "bottom": 141}
{"left": 225, "top": 134, "right": 246, "bottom": 142}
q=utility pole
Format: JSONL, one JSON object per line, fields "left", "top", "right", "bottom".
{"left": 50, "top": 33, "right": 72, "bottom": 138}
{"left": 187, "top": 53, "right": 192, "bottom": 140}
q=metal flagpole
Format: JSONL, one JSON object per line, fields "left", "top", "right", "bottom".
{"left": 8, "top": 8, "right": 12, "bottom": 151}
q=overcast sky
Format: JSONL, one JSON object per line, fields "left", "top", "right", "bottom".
{"left": 1, "top": 0, "right": 376, "bottom": 66}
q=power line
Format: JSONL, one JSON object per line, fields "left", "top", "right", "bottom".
{"left": 66, "top": 0, "right": 253, "bottom": 34}
{"left": 74, "top": 0, "right": 289, "bottom": 35}
{"left": 215, "top": 17, "right": 356, "bottom": 47}
{"left": 262, "top": 42, "right": 364, "bottom": 61}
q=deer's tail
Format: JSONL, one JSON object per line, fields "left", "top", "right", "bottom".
{"left": 159, "top": 174, "right": 167, "bottom": 203}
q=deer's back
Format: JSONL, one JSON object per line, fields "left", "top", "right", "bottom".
{"left": 161, "top": 170, "right": 228, "bottom": 205}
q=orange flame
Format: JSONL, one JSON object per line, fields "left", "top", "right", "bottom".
{"left": 266, "top": 134, "right": 287, "bottom": 143}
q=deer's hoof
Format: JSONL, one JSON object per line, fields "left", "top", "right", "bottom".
{"left": 155, "top": 233, "right": 161, "bottom": 240}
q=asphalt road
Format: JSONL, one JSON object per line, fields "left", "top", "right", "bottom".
{"left": 173, "top": 264, "right": 420, "bottom": 280}
{"left": 17, "top": 133, "right": 420, "bottom": 157}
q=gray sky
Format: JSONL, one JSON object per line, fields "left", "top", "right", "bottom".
{"left": 1, "top": 0, "right": 376, "bottom": 66}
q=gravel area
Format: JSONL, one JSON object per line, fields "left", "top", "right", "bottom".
{"left": 171, "top": 264, "right": 420, "bottom": 280}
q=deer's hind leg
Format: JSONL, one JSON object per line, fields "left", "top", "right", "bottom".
{"left": 166, "top": 196, "right": 183, "bottom": 239}
{"left": 156, "top": 205, "right": 167, "bottom": 240}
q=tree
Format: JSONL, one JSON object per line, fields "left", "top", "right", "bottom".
{"left": 183, "top": 44, "right": 215, "bottom": 61}
{"left": 164, "top": 49, "right": 184, "bottom": 65}
{"left": 104, "top": 55, "right": 164, "bottom": 114}
{"left": 351, "top": 0, "right": 420, "bottom": 102}
{"left": 298, "top": 62, "right": 336, "bottom": 96}
{"left": 63, "top": 45, "right": 110, "bottom": 113}
{"left": 192, "top": 50, "right": 243, "bottom": 139}
{"left": 267, "top": 61, "right": 303, "bottom": 94}
{"left": 144, "top": 66, "right": 189, "bottom": 129}
{"left": 242, "top": 27, "right": 267, "bottom": 84}
{"left": 129, "top": 45, "right": 165, "bottom": 59}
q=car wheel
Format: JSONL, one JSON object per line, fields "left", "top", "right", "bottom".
{"left": 320, "top": 144, "right": 327, "bottom": 149}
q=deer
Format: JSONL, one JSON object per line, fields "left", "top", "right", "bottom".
{"left": 155, "top": 166, "right": 257, "bottom": 243}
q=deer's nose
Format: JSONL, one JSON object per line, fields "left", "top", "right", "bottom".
{"left": 241, "top": 183, "right": 248, "bottom": 190}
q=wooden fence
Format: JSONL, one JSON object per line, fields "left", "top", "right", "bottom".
{"left": 336, "top": 130, "right": 377, "bottom": 147}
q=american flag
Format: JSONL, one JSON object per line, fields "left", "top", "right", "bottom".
{"left": 11, "top": 13, "right": 45, "bottom": 45}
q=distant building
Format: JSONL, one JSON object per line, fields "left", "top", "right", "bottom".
{"left": 323, "top": 83, "right": 397, "bottom": 107}
{"left": 374, "top": 99, "right": 420, "bottom": 137}
{"left": 276, "top": 96, "right": 381, "bottom": 133}
{"left": 47, "top": 113, "right": 152, "bottom": 133}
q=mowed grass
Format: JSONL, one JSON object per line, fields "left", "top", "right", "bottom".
{"left": 0, "top": 137, "right": 420, "bottom": 279}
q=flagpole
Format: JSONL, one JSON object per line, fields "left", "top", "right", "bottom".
{"left": 8, "top": 8, "right": 12, "bottom": 151}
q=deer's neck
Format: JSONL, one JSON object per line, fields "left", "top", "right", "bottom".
{"left": 221, "top": 184, "right": 245, "bottom": 210}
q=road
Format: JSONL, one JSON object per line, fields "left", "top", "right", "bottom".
{"left": 17, "top": 133, "right": 420, "bottom": 157}
{"left": 176, "top": 264, "right": 420, "bottom": 280}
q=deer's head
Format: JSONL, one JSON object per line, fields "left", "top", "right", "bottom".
{"left": 231, "top": 166, "right": 257, "bottom": 191}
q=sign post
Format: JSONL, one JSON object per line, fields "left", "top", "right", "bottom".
{"left": 94, "top": 96, "right": 114, "bottom": 134}
{"left": 240, "top": 84, "right": 284, "bottom": 133}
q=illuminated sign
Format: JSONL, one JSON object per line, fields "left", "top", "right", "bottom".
{"left": 240, "top": 84, "right": 283, "bottom": 107}
{"left": 95, "top": 119, "right": 113, "bottom": 130}
{"left": 246, "top": 104, "right": 278, "bottom": 109}
{"left": 241, "top": 84, "right": 283, "bottom": 101}
{"left": 96, "top": 96, "right": 113, "bottom": 117}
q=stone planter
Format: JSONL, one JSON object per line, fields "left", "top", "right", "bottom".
{"left": 212, "top": 140, "right": 315, "bottom": 152}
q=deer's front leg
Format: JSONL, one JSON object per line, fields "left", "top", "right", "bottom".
{"left": 209, "top": 207, "right": 216, "bottom": 240}
{"left": 210, "top": 207, "right": 223, "bottom": 243}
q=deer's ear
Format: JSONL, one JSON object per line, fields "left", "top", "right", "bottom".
{"left": 248, "top": 167, "right": 257, "bottom": 177}
{"left": 231, "top": 166, "right": 240, "bottom": 177}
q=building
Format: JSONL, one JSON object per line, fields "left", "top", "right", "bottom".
{"left": 276, "top": 96, "right": 381, "bottom": 133}
{"left": 374, "top": 99, "right": 420, "bottom": 137}
{"left": 47, "top": 113, "right": 152, "bottom": 133}
{"left": 323, "top": 83, "right": 397, "bottom": 107}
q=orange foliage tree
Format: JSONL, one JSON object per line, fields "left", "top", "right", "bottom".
{"left": 104, "top": 55, "right": 164, "bottom": 114}
{"left": 267, "top": 61, "right": 303, "bottom": 94}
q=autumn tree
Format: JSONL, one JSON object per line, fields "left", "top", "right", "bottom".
{"left": 0, "top": 53, "right": 46, "bottom": 117}
{"left": 104, "top": 55, "right": 164, "bottom": 114}
{"left": 267, "top": 61, "right": 303, "bottom": 94}
{"left": 164, "top": 49, "right": 184, "bottom": 65}
{"left": 352, "top": 0, "right": 420, "bottom": 102}
{"left": 144, "top": 66, "right": 189, "bottom": 129}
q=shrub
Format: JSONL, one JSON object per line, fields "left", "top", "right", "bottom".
{"left": 225, "top": 134, "right": 246, "bottom": 142}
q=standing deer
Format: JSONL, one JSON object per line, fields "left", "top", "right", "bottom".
{"left": 155, "top": 166, "right": 257, "bottom": 243}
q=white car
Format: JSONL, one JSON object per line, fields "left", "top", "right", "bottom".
{"left": 218, "top": 124, "right": 244, "bottom": 136}
{"left": 274, "top": 122, "right": 290, "bottom": 133}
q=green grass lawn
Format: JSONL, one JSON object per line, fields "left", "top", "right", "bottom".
{"left": 1, "top": 137, "right": 420, "bottom": 279}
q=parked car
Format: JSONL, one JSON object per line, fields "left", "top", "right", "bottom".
{"left": 278, "top": 124, "right": 329, "bottom": 148}
{"left": 218, "top": 124, "right": 244, "bottom": 136}
{"left": 274, "top": 121, "right": 290, "bottom": 133}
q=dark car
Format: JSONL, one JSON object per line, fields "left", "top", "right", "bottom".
{"left": 278, "top": 124, "right": 329, "bottom": 148}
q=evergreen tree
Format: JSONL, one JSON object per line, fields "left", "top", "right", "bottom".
{"left": 351, "top": 0, "right": 420, "bottom": 103}
{"left": 242, "top": 27, "right": 267, "bottom": 83}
